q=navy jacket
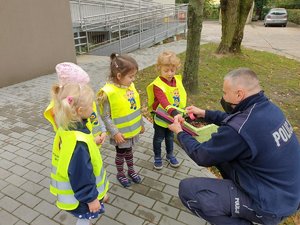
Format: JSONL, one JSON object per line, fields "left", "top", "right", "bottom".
{"left": 177, "top": 92, "right": 300, "bottom": 217}
{"left": 67, "top": 120, "right": 99, "bottom": 214}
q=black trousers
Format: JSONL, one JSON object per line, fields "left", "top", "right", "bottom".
{"left": 178, "top": 164, "right": 283, "bottom": 225}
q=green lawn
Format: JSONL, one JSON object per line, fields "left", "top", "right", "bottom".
{"left": 135, "top": 43, "right": 300, "bottom": 224}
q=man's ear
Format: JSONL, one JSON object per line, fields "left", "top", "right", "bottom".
{"left": 237, "top": 89, "right": 245, "bottom": 101}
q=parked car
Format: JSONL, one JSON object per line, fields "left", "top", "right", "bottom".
{"left": 264, "top": 8, "right": 288, "bottom": 27}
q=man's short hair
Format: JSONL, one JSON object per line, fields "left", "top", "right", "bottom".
{"left": 225, "top": 68, "right": 260, "bottom": 90}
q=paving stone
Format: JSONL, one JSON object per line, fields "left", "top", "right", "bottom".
{"left": 95, "top": 215, "right": 124, "bottom": 225}
{"left": 146, "top": 188, "right": 172, "bottom": 204}
{"left": 8, "top": 164, "right": 29, "bottom": 176}
{"left": 139, "top": 168, "right": 161, "bottom": 180}
{"left": 12, "top": 205, "right": 40, "bottom": 223}
{"left": 140, "top": 177, "right": 165, "bottom": 191}
{"left": 2, "top": 184, "right": 24, "bottom": 198}
{"left": 134, "top": 205, "right": 162, "bottom": 224}
{"left": 0, "top": 196, "right": 21, "bottom": 212}
{"left": 23, "top": 170, "right": 45, "bottom": 183}
{"left": 21, "top": 180, "right": 44, "bottom": 195}
{"left": 158, "top": 175, "right": 180, "bottom": 188}
{"left": 0, "top": 179, "right": 9, "bottom": 190}
{"left": 112, "top": 196, "right": 138, "bottom": 213}
{"left": 0, "top": 166, "right": 12, "bottom": 179}
{"left": 162, "top": 184, "right": 179, "bottom": 197}
{"left": 2, "top": 143, "right": 21, "bottom": 152}
{"left": 53, "top": 210, "right": 77, "bottom": 225}
{"left": 116, "top": 211, "right": 144, "bottom": 225}
{"left": 130, "top": 192, "right": 156, "bottom": 208}
{"left": 13, "top": 156, "right": 31, "bottom": 166}
{"left": 0, "top": 209, "right": 19, "bottom": 225}
{"left": 1, "top": 151, "right": 17, "bottom": 160}
{"left": 36, "top": 188, "right": 56, "bottom": 204}
{"left": 169, "top": 196, "right": 188, "bottom": 212}
{"left": 31, "top": 214, "right": 60, "bottom": 225}
{"left": 25, "top": 161, "right": 46, "bottom": 173}
{"left": 152, "top": 201, "right": 180, "bottom": 218}
{"left": 102, "top": 204, "right": 121, "bottom": 220}
{"left": 109, "top": 184, "right": 134, "bottom": 199}
{"left": 5, "top": 174, "right": 27, "bottom": 186}
{"left": 17, "top": 192, "right": 42, "bottom": 208}
{"left": 178, "top": 210, "right": 207, "bottom": 225}
{"left": 34, "top": 200, "right": 60, "bottom": 218}
{"left": 14, "top": 148, "right": 33, "bottom": 158}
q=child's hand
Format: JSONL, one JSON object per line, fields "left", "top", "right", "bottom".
{"left": 114, "top": 132, "right": 125, "bottom": 144}
{"left": 94, "top": 132, "right": 107, "bottom": 145}
{"left": 140, "top": 125, "right": 145, "bottom": 134}
{"left": 168, "top": 115, "right": 184, "bottom": 134}
{"left": 87, "top": 198, "right": 101, "bottom": 213}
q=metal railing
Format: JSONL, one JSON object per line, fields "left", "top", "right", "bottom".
{"left": 70, "top": 0, "right": 188, "bottom": 55}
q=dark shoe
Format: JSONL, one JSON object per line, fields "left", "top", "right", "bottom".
{"left": 128, "top": 172, "right": 142, "bottom": 183}
{"left": 166, "top": 156, "right": 180, "bottom": 168}
{"left": 117, "top": 174, "right": 131, "bottom": 188}
{"left": 154, "top": 157, "right": 163, "bottom": 170}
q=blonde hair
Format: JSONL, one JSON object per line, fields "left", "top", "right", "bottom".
{"left": 52, "top": 83, "right": 94, "bottom": 130}
{"left": 157, "top": 50, "right": 181, "bottom": 70}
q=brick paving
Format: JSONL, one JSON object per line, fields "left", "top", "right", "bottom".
{"left": 0, "top": 40, "right": 213, "bottom": 225}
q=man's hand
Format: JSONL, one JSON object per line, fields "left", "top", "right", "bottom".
{"left": 168, "top": 115, "right": 184, "bottom": 134}
{"left": 186, "top": 105, "right": 205, "bottom": 118}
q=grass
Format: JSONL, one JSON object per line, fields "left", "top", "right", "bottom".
{"left": 134, "top": 43, "right": 300, "bottom": 224}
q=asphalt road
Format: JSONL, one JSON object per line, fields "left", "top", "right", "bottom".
{"left": 201, "top": 20, "right": 300, "bottom": 61}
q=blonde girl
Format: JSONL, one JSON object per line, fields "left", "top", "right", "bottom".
{"left": 97, "top": 53, "right": 144, "bottom": 188}
{"left": 50, "top": 83, "right": 109, "bottom": 225}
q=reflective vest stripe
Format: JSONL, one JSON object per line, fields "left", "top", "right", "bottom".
{"left": 58, "top": 194, "right": 78, "bottom": 204}
{"left": 113, "top": 109, "right": 141, "bottom": 125}
{"left": 118, "top": 119, "right": 142, "bottom": 134}
{"left": 51, "top": 165, "right": 106, "bottom": 190}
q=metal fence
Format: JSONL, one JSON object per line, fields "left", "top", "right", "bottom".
{"left": 70, "top": 0, "right": 188, "bottom": 55}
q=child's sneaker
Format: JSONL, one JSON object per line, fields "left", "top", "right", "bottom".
{"left": 117, "top": 174, "right": 131, "bottom": 188}
{"left": 128, "top": 172, "right": 142, "bottom": 183}
{"left": 166, "top": 155, "right": 180, "bottom": 168}
{"left": 154, "top": 157, "right": 163, "bottom": 170}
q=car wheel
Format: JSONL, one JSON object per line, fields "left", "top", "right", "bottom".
{"left": 264, "top": 24, "right": 268, "bottom": 27}
{"left": 283, "top": 24, "right": 286, "bottom": 27}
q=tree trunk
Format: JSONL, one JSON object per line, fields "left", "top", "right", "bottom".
{"left": 230, "top": 0, "right": 253, "bottom": 53}
{"left": 183, "top": 0, "right": 204, "bottom": 94}
{"left": 216, "top": 0, "right": 253, "bottom": 54}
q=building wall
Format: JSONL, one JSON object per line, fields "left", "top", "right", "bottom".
{"left": 0, "top": 0, "right": 76, "bottom": 87}
{"left": 151, "top": 0, "right": 175, "bottom": 4}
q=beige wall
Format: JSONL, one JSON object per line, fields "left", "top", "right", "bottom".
{"left": 0, "top": 0, "right": 76, "bottom": 87}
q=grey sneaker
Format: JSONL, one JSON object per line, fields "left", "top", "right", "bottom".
{"left": 154, "top": 157, "right": 163, "bottom": 170}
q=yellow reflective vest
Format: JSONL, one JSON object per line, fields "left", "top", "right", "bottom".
{"left": 44, "top": 100, "right": 100, "bottom": 137}
{"left": 147, "top": 75, "right": 187, "bottom": 128}
{"left": 100, "top": 83, "right": 142, "bottom": 138}
{"left": 50, "top": 128, "right": 109, "bottom": 210}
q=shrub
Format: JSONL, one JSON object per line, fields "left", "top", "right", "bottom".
{"left": 287, "top": 9, "right": 300, "bottom": 24}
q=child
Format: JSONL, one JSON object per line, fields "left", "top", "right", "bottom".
{"left": 44, "top": 62, "right": 107, "bottom": 145}
{"left": 50, "top": 83, "right": 109, "bottom": 225}
{"left": 146, "top": 50, "right": 187, "bottom": 170}
{"left": 97, "top": 53, "right": 144, "bottom": 188}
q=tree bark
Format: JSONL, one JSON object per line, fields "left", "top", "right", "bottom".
{"left": 183, "top": 0, "right": 204, "bottom": 94}
{"left": 230, "top": 0, "right": 254, "bottom": 53}
{"left": 217, "top": 0, "right": 253, "bottom": 54}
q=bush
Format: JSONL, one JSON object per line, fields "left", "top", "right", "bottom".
{"left": 287, "top": 9, "right": 300, "bottom": 24}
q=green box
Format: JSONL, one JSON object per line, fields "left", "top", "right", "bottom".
{"left": 183, "top": 122, "right": 218, "bottom": 142}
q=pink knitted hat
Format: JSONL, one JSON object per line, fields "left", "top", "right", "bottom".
{"left": 55, "top": 62, "right": 90, "bottom": 85}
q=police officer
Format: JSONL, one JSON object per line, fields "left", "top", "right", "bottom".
{"left": 168, "top": 68, "right": 300, "bottom": 225}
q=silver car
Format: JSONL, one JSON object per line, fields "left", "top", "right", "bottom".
{"left": 264, "top": 8, "right": 288, "bottom": 27}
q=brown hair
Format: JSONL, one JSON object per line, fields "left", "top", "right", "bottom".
{"left": 109, "top": 53, "right": 138, "bottom": 81}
